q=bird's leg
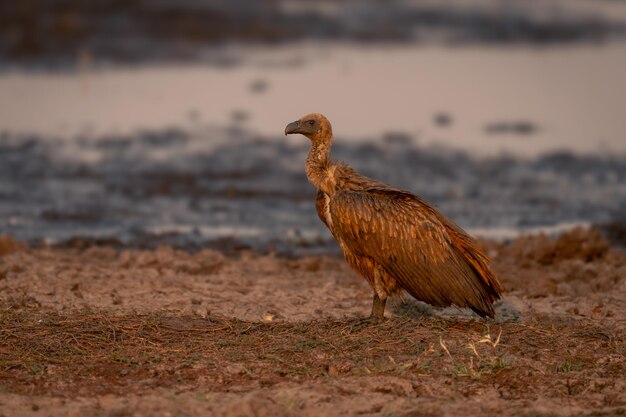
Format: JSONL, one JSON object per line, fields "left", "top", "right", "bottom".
{"left": 370, "top": 293, "right": 387, "bottom": 321}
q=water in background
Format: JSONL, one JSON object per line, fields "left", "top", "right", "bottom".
{"left": 1, "top": 126, "right": 625, "bottom": 254}
{"left": 2, "top": 0, "right": 626, "bottom": 254}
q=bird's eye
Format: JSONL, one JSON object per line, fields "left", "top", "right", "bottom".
{"left": 308, "top": 120, "right": 315, "bottom": 125}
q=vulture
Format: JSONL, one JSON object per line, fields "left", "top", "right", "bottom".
{"left": 285, "top": 113, "right": 502, "bottom": 320}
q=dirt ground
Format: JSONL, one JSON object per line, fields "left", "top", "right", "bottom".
{"left": 0, "top": 227, "right": 624, "bottom": 417}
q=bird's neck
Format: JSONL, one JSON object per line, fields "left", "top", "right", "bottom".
{"left": 305, "top": 138, "right": 335, "bottom": 194}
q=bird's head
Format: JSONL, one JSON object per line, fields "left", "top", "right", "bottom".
{"left": 284, "top": 113, "right": 332, "bottom": 142}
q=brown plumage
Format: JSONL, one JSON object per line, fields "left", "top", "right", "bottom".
{"left": 285, "top": 113, "right": 502, "bottom": 320}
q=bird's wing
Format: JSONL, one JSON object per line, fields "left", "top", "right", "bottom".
{"left": 328, "top": 188, "right": 499, "bottom": 315}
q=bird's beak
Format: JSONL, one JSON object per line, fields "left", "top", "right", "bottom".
{"left": 284, "top": 120, "right": 300, "bottom": 135}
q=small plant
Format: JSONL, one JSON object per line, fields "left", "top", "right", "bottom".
{"left": 282, "top": 398, "right": 299, "bottom": 410}
{"left": 439, "top": 335, "right": 452, "bottom": 358}
{"left": 557, "top": 360, "right": 583, "bottom": 373}
{"left": 493, "top": 355, "right": 510, "bottom": 369}
{"left": 453, "top": 357, "right": 483, "bottom": 380}
{"left": 417, "top": 360, "right": 432, "bottom": 371}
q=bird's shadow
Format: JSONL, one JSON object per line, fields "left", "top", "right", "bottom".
{"left": 389, "top": 295, "right": 523, "bottom": 323}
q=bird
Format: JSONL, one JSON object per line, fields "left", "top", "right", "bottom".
{"left": 285, "top": 113, "right": 502, "bottom": 320}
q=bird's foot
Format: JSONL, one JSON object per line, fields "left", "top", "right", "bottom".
{"left": 367, "top": 314, "right": 385, "bottom": 323}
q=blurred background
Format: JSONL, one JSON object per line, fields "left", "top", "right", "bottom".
{"left": 1, "top": 0, "right": 626, "bottom": 254}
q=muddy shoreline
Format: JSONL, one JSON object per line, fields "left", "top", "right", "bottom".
{"left": 3, "top": 127, "right": 626, "bottom": 256}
